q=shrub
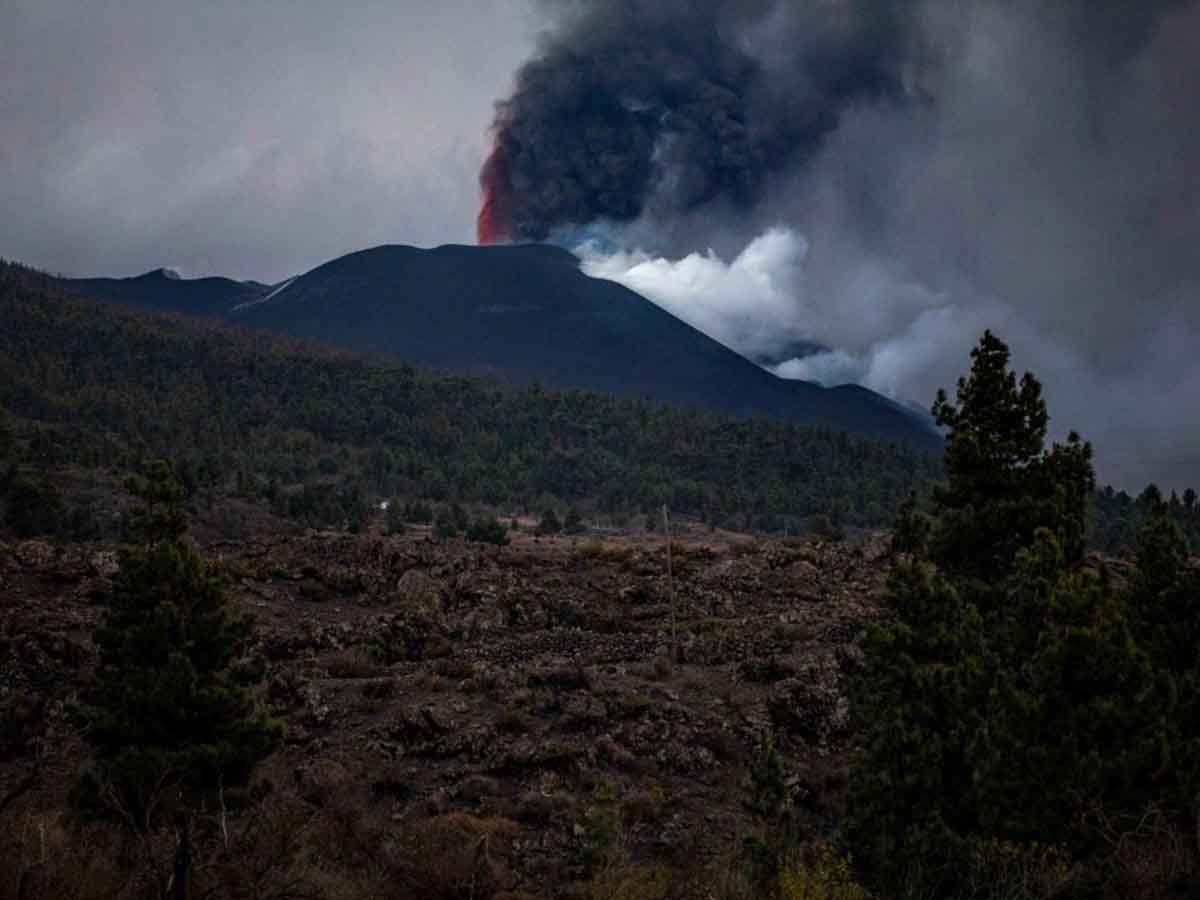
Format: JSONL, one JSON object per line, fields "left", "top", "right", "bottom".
{"left": 536, "top": 508, "right": 562, "bottom": 535}
{"left": 777, "top": 844, "right": 869, "bottom": 900}
{"left": 564, "top": 507, "right": 586, "bottom": 534}
{"left": 466, "top": 515, "right": 511, "bottom": 546}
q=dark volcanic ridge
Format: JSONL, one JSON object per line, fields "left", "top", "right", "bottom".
{"left": 64, "top": 243, "right": 939, "bottom": 450}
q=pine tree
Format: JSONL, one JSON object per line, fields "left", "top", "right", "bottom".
{"left": 889, "top": 493, "right": 930, "bottom": 557}
{"left": 4, "top": 473, "right": 65, "bottom": 538}
{"left": 81, "top": 461, "right": 280, "bottom": 832}
{"left": 536, "top": 508, "right": 562, "bottom": 535}
{"left": 564, "top": 506, "right": 585, "bottom": 534}
{"left": 433, "top": 504, "right": 459, "bottom": 538}
{"left": 742, "top": 733, "right": 797, "bottom": 887}
{"left": 385, "top": 498, "right": 405, "bottom": 535}
{"left": 1127, "top": 502, "right": 1200, "bottom": 811}
{"left": 845, "top": 560, "right": 990, "bottom": 892}
{"left": 0, "top": 409, "right": 12, "bottom": 464}
{"left": 846, "top": 332, "right": 1127, "bottom": 896}
{"left": 930, "top": 330, "right": 1093, "bottom": 582}
{"left": 967, "top": 529, "right": 1168, "bottom": 853}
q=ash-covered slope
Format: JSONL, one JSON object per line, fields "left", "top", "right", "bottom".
{"left": 68, "top": 243, "right": 939, "bottom": 449}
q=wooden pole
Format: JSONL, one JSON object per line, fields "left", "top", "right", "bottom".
{"left": 662, "top": 505, "right": 675, "bottom": 667}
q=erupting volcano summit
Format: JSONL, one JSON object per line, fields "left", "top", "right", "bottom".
{"left": 474, "top": 0, "right": 920, "bottom": 246}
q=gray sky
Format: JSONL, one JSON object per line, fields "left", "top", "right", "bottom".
{"left": 2, "top": 0, "right": 538, "bottom": 281}
{"left": 4, "top": 0, "right": 1199, "bottom": 491}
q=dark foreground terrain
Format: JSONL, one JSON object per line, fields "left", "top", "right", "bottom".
{"left": 1, "top": 524, "right": 887, "bottom": 899}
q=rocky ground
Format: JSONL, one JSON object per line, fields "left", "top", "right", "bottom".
{"left": 0, "top": 525, "right": 895, "bottom": 898}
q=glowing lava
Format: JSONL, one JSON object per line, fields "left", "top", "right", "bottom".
{"left": 477, "top": 133, "right": 513, "bottom": 245}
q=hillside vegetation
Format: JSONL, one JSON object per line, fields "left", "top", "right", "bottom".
{"left": 1, "top": 274, "right": 1199, "bottom": 899}
{"left": 0, "top": 260, "right": 940, "bottom": 538}
{"left": 848, "top": 332, "right": 1200, "bottom": 899}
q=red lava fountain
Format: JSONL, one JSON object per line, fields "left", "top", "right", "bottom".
{"left": 477, "top": 134, "right": 513, "bottom": 245}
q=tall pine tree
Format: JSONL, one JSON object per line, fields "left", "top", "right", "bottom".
{"left": 844, "top": 332, "right": 1167, "bottom": 897}
{"left": 930, "top": 330, "right": 1093, "bottom": 583}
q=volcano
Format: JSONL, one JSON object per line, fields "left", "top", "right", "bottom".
{"left": 64, "top": 243, "right": 940, "bottom": 450}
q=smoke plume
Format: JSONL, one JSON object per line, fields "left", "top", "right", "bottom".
{"left": 483, "top": 0, "right": 1200, "bottom": 489}
{"left": 478, "top": 0, "right": 925, "bottom": 244}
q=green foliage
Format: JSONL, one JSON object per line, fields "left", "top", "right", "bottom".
{"left": 1126, "top": 503, "right": 1200, "bottom": 809}
{"left": 0, "top": 259, "right": 941, "bottom": 535}
{"left": 930, "top": 330, "right": 1093, "bottom": 581}
{"left": 3, "top": 473, "right": 65, "bottom": 539}
{"left": 385, "top": 499, "right": 406, "bottom": 535}
{"left": 404, "top": 499, "right": 434, "bottom": 525}
{"left": 968, "top": 532, "right": 1169, "bottom": 852}
{"left": 0, "top": 409, "right": 12, "bottom": 463}
{"left": 845, "top": 332, "right": 1189, "bottom": 898}
{"left": 433, "top": 505, "right": 459, "bottom": 539}
{"left": 465, "top": 515, "right": 510, "bottom": 546}
{"left": 889, "top": 493, "right": 929, "bottom": 556}
{"left": 536, "top": 508, "right": 563, "bottom": 535}
{"left": 742, "top": 734, "right": 802, "bottom": 888}
{"left": 746, "top": 734, "right": 790, "bottom": 825}
{"left": 845, "top": 561, "right": 989, "bottom": 891}
{"left": 777, "top": 844, "right": 869, "bottom": 900}
{"left": 81, "top": 460, "right": 280, "bottom": 827}
{"left": 564, "top": 506, "right": 586, "bottom": 534}
{"left": 1091, "top": 483, "right": 1200, "bottom": 555}
{"left": 807, "top": 513, "right": 843, "bottom": 542}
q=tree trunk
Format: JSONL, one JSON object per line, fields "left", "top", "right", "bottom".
{"left": 170, "top": 817, "right": 191, "bottom": 900}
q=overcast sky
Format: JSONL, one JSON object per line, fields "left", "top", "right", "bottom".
{"left": 2, "top": 0, "right": 537, "bottom": 281}
{"left": 4, "top": 0, "right": 1199, "bottom": 491}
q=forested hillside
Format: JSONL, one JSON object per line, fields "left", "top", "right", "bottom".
{"left": 1091, "top": 483, "right": 1200, "bottom": 554}
{"left": 0, "top": 260, "right": 940, "bottom": 538}
{"left": 62, "top": 243, "right": 942, "bottom": 450}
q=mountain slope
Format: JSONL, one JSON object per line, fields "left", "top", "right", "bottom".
{"left": 68, "top": 268, "right": 270, "bottom": 318}
{"left": 67, "top": 244, "right": 939, "bottom": 449}
{"left": 0, "top": 259, "right": 941, "bottom": 536}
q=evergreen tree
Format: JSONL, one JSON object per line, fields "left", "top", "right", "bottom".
{"left": 405, "top": 500, "right": 433, "bottom": 525}
{"left": 563, "top": 506, "right": 585, "bottom": 534}
{"left": 0, "top": 412, "right": 13, "bottom": 532}
{"left": 846, "top": 332, "right": 1145, "bottom": 896}
{"left": 450, "top": 502, "right": 470, "bottom": 532}
{"left": 5, "top": 473, "right": 65, "bottom": 539}
{"left": 967, "top": 530, "right": 1168, "bottom": 854}
{"left": 0, "top": 409, "right": 12, "bottom": 464}
{"left": 536, "top": 508, "right": 562, "bottom": 535}
{"left": 385, "top": 498, "right": 405, "bottom": 535}
{"left": 81, "top": 461, "right": 280, "bottom": 833}
{"left": 930, "top": 330, "right": 1093, "bottom": 582}
{"left": 846, "top": 561, "right": 990, "bottom": 892}
{"left": 1127, "top": 502, "right": 1200, "bottom": 811}
{"left": 889, "top": 493, "right": 929, "bottom": 557}
{"left": 433, "top": 504, "right": 459, "bottom": 539}
{"left": 466, "top": 514, "right": 511, "bottom": 546}
{"left": 742, "top": 734, "right": 798, "bottom": 887}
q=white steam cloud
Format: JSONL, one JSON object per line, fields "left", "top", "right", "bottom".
{"left": 577, "top": 226, "right": 973, "bottom": 404}
{"left": 577, "top": 223, "right": 1192, "bottom": 491}
{"left": 578, "top": 228, "right": 812, "bottom": 363}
